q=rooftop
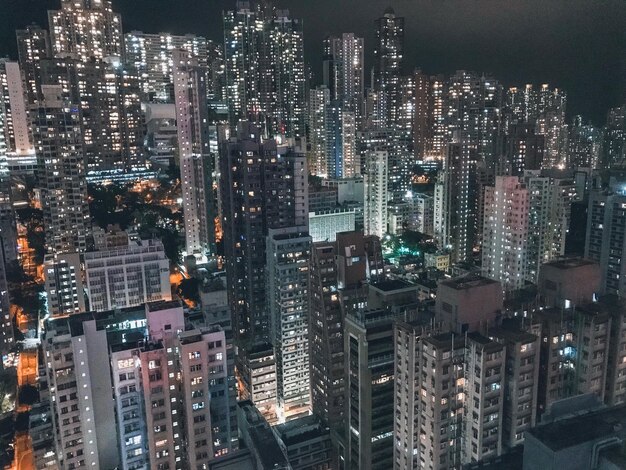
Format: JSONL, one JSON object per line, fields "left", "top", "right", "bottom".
{"left": 542, "top": 258, "right": 597, "bottom": 270}
{"left": 489, "top": 325, "right": 537, "bottom": 345}
{"left": 275, "top": 415, "right": 330, "bottom": 447}
{"left": 371, "top": 279, "right": 414, "bottom": 292}
{"left": 146, "top": 299, "right": 183, "bottom": 312}
{"left": 528, "top": 404, "right": 626, "bottom": 451}
{"left": 467, "top": 332, "right": 504, "bottom": 352}
{"left": 439, "top": 275, "right": 499, "bottom": 291}
{"left": 424, "top": 332, "right": 466, "bottom": 350}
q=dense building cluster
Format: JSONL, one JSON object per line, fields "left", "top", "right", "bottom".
{"left": 0, "top": 0, "right": 625, "bottom": 469}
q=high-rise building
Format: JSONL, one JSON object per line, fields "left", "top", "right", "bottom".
{"left": 506, "top": 123, "right": 545, "bottom": 175}
{"left": 345, "top": 281, "right": 419, "bottom": 470}
{"left": 220, "top": 122, "right": 307, "bottom": 352}
{"left": 266, "top": 226, "right": 311, "bottom": 422}
{"left": 84, "top": 239, "right": 171, "bottom": 312}
{"left": 481, "top": 172, "right": 576, "bottom": 289}
{"left": 446, "top": 71, "right": 503, "bottom": 167}
{"left": 374, "top": 8, "right": 404, "bottom": 128}
{"left": 412, "top": 332, "right": 467, "bottom": 469}
{"left": 124, "top": 31, "right": 209, "bottom": 102}
{"left": 308, "top": 86, "right": 330, "bottom": 176}
{"left": 0, "top": 59, "right": 36, "bottom": 172}
{"left": 41, "top": 301, "right": 236, "bottom": 469}
{"left": 268, "top": 11, "right": 306, "bottom": 139}
{"left": 325, "top": 102, "right": 358, "bottom": 178}
{"left": 393, "top": 316, "right": 447, "bottom": 470}
{"left": 567, "top": 115, "right": 601, "bottom": 169}
{"left": 482, "top": 176, "right": 529, "bottom": 291}
{"left": 173, "top": 49, "right": 215, "bottom": 260}
{"left": 489, "top": 325, "right": 541, "bottom": 451}
{"left": 601, "top": 105, "right": 626, "bottom": 168}
{"left": 586, "top": 178, "right": 626, "bottom": 297}
{"left": 224, "top": 3, "right": 305, "bottom": 138}
{"left": 33, "top": 85, "right": 90, "bottom": 254}
{"left": 43, "top": 252, "right": 86, "bottom": 317}
{"left": 505, "top": 83, "right": 567, "bottom": 169}
{"left": 462, "top": 333, "right": 506, "bottom": 463}
{"left": 364, "top": 149, "right": 388, "bottom": 239}
{"left": 523, "top": 170, "right": 576, "bottom": 283}
{"left": 39, "top": 57, "right": 144, "bottom": 172}
{"left": 324, "top": 33, "right": 365, "bottom": 121}
{"left": 413, "top": 69, "right": 431, "bottom": 160}
{"left": 409, "top": 192, "right": 434, "bottom": 235}
{"left": 238, "top": 342, "right": 278, "bottom": 425}
{"left": 435, "top": 134, "right": 477, "bottom": 264}
{"left": 309, "top": 232, "right": 384, "bottom": 432}
{"left": 48, "top": 0, "right": 123, "bottom": 62}
{"left": 16, "top": 24, "right": 51, "bottom": 105}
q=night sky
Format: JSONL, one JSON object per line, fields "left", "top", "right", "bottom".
{"left": 1, "top": 0, "right": 624, "bottom": 125}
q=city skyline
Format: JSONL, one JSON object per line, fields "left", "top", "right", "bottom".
{"left": 1, "top": 0, "right": 624, "bottom": 123}
{"left": 2, "top": 0, "right": 626, "bottom": 469}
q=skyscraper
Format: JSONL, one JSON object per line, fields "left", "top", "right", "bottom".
{"left": 374, "top": 8, "right": 404, "bottom": 128}
{"left": 16, "top": 24, "right": 51, "bottom": 105}
{"left": 0, "top": 59, "right": 36, "bottom": 177}
{"left": 173, "top": 49, "right": 215, "bottom": 260}
{"left": 41, "top": 301, "right": 235, "bottom": 469}
{"left": 224, "top": 3, "right": 305, "bottom": 139}
{"left": 33, "top": 85, "right": 90, "bottom": 254}
{"left": 309, "top": 232, "right": 384, "bottom": 432}
{"left": 324, "top": 33, "right": 365, "bottom": 121}
{"left": 482, "top": 176, "right": 529, "bottom": 291}
{"left": 567, "top": 115, "right": 601, "bottom": 169}
{"left": 325, "top": 102, "right": 358, "bottom": 178}
{"left": 446, "top": 71, "right": 503, "bottom": 167}
{"left": 39, "top": 57, "right": 144, "bottom": 172}
{"left": 364, "top": 148, "right": 388, "bottom": 239}
{"left": 435, "top": 134, "right": 477, "bottom": 264}
{"left": 220, "top": 122, "right": 307, "bottom": 355}
{"left": 48, "top": 0, "right": 123, "bottom": 62}
{"left": 345, "top": 281, "right": 419, "bottom": 470}
{"left": 601, "top": 105, "right": 626, "bottom": 168}
{"left": 268, "top": 11, "right": 306, "bottom": 138}
{"left": 506, "top": 123, "right": 546, "bottom": 175}
{"left": 266, "top": 226, "right": 312, "bottom": 422}
{"left": 524, "top": 170, "right": 576, "bottom": 283}
{"left": 586, "top": 177, "right": 626, "bottom": 297}
{"left": 308, "top": 86, "right": 330, "bottom": 176}
{"left": 124, "top": 31, "right": 209, "bottom": 102}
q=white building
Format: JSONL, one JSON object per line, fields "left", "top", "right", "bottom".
{"left": 482, "top": 176, "right": 529, "bottom": 291}
{"left": 266, "top": 226, "right": 311, "bottom": 422}
{"left": 524, "top": 170, "right": 576, "bottom": 283}
{"left": 364, "top": 150, "right": 388, "bottom": 239}
{"left": 84, "top": 239, "right": 171, "bottom": 312}
{"left": 34, "top": 85, "right": 91, "bottom": 254}
{"left": 125, "top": 31, "right": 208, "bottom": 101}
{"left": 322, "top": 176, "right": 364, "bottom": 203}
{"left": 411, "top": 192, "right": 434, "bottom": 235}
{"left": 44, "top": 252, "right": 85, "bottom": 317}
{"left": 0, "top": 60, "right": 36, "bottom": 173}
{"left": 48, "top": 0, "right": 123, "bottom": 62}
{"left": 308, "top": 209, "right": 355, "bottom": 242}
{"left": 173, "top": 49, "right": 214, "bottom": 260}
{"left": 43, "top": 301, "right": 235, "bottom": 469}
